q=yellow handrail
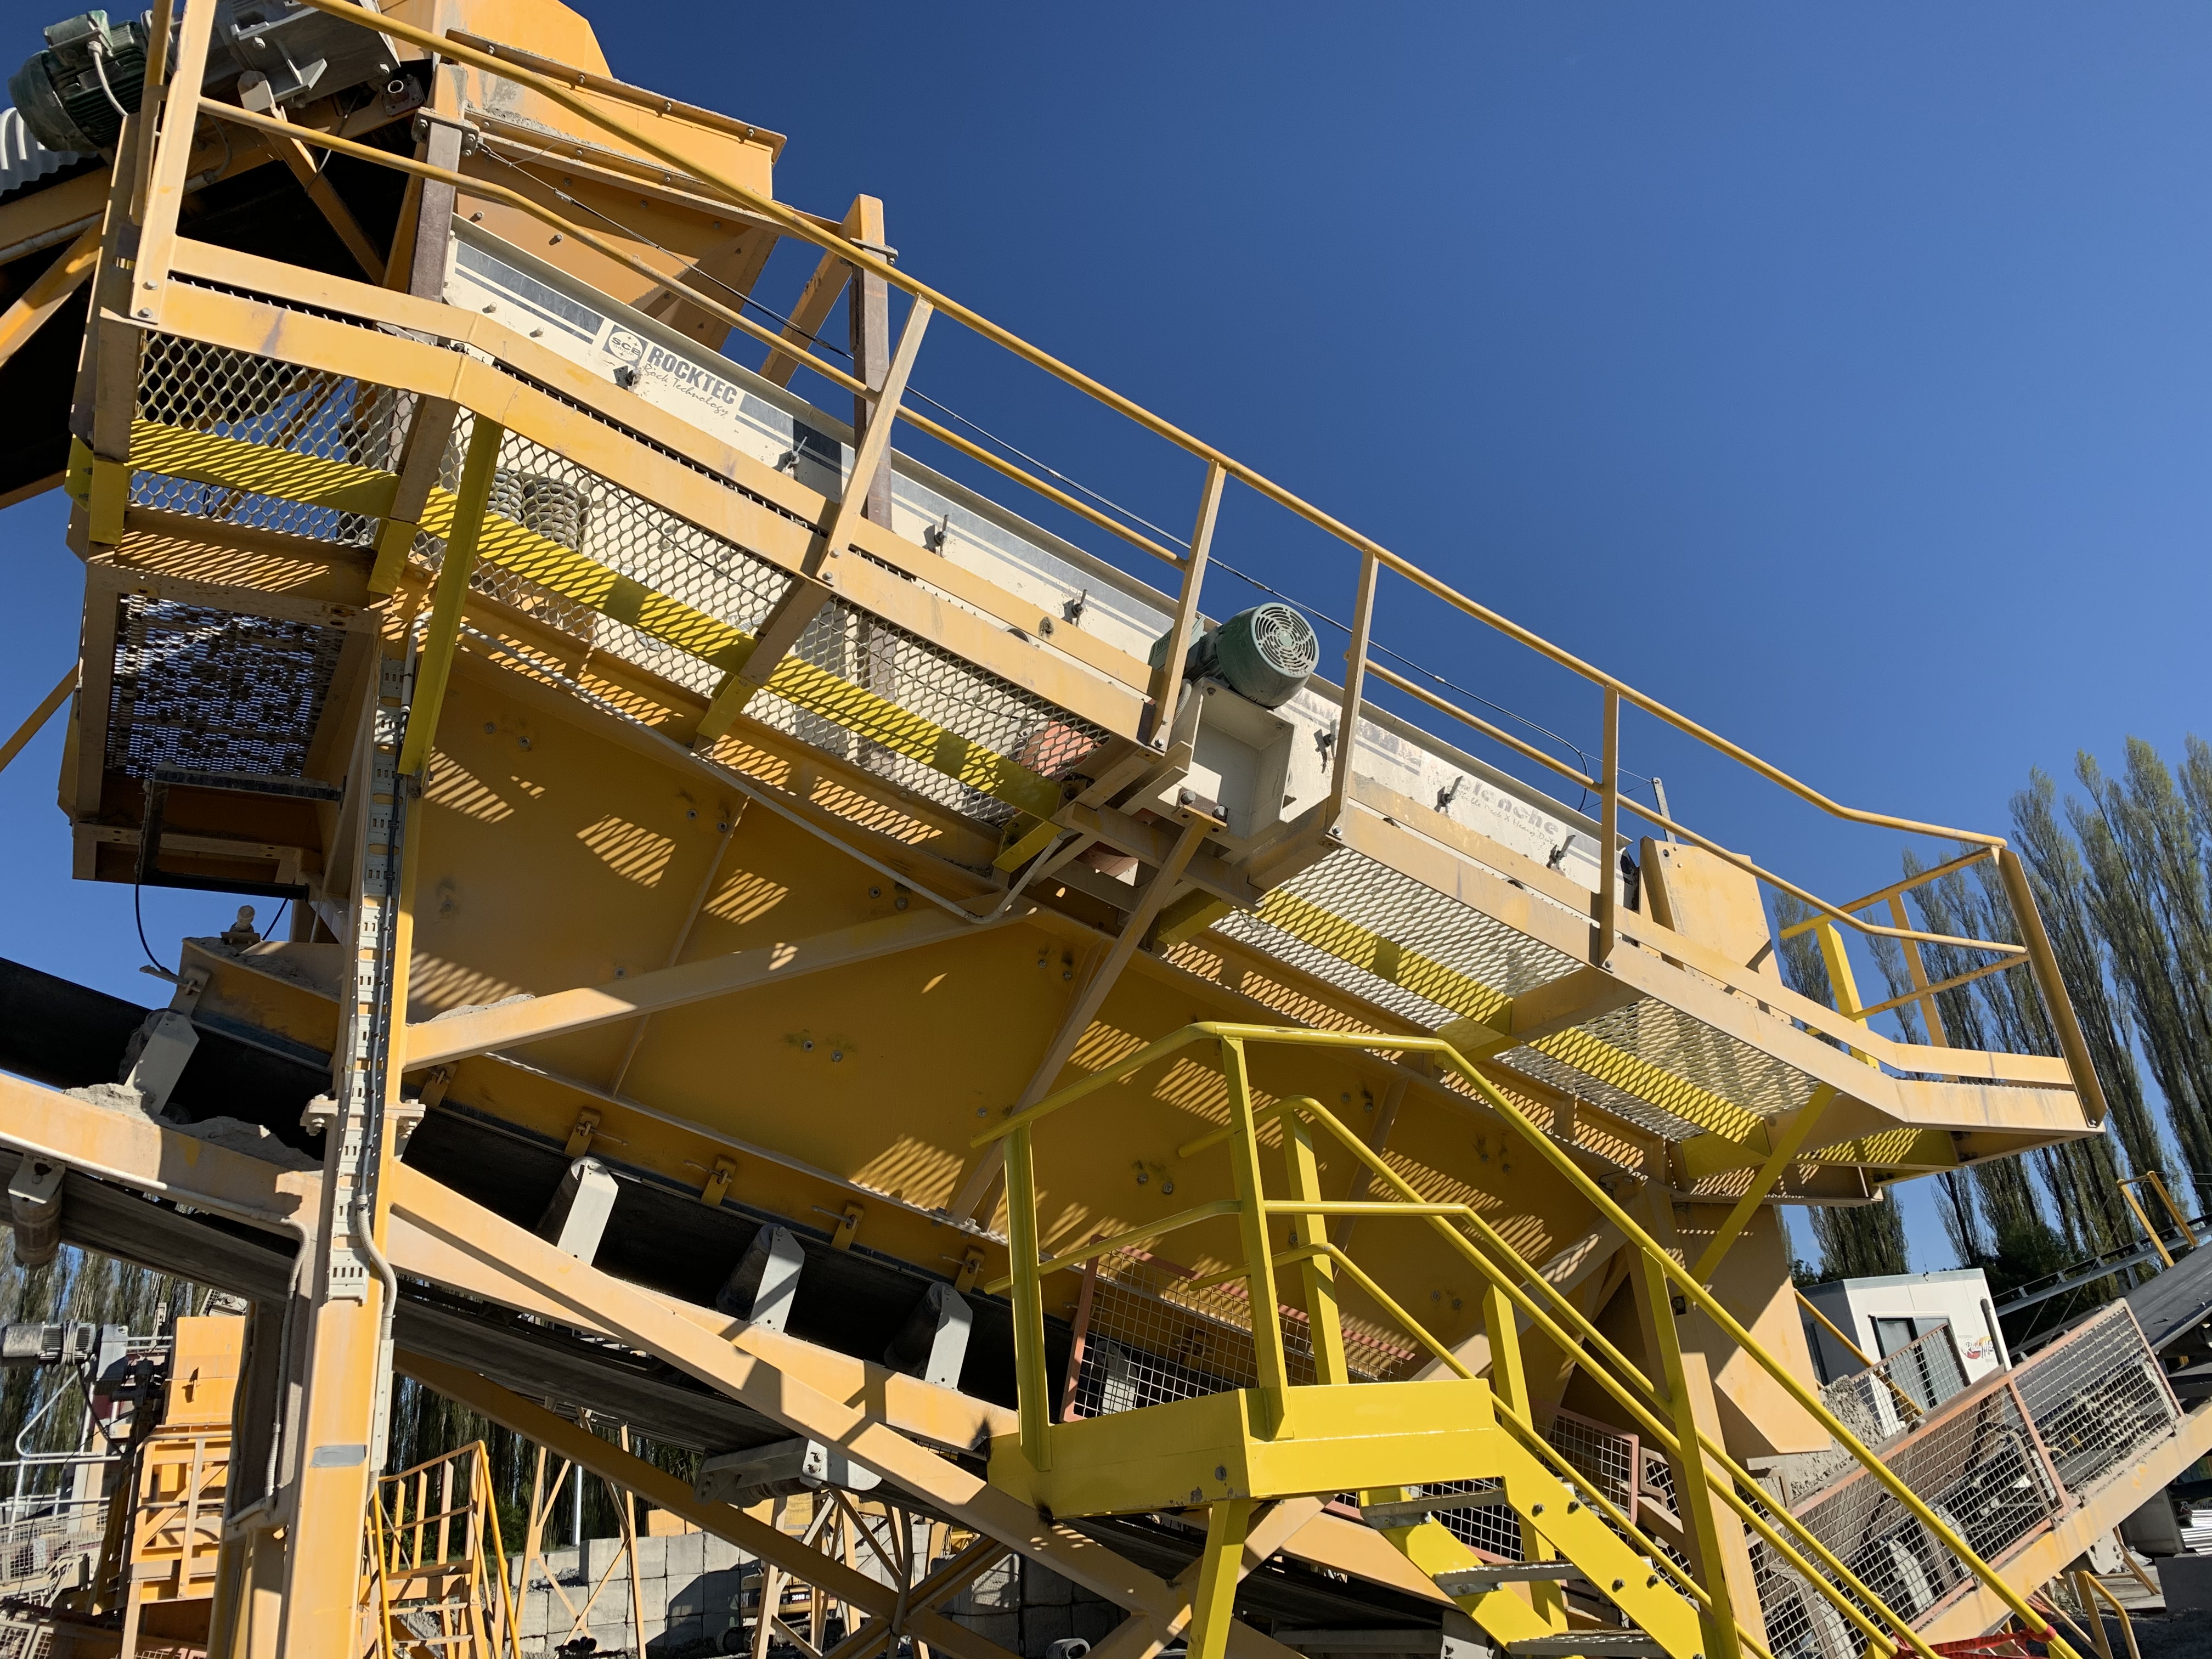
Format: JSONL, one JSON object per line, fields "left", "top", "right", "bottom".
{"left": 160, "top": 9, "right": 2117, "bottom": 1104}
{"left": 980, "top": 1023, "right": 2077, "bottom": 1659}
{"left": 291, "top": 0, "right": 2008, "bottom": 857}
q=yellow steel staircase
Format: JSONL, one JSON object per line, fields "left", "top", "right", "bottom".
{"left": 976, "top": 1025, "right": 2114, "bottom": 1659}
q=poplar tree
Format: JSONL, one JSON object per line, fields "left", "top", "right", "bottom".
{"left": 2068, "top": 741, "right": 2212, "bottom": 1208}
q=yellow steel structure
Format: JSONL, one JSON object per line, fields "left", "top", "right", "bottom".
{"left": 0, "top": 1, "right": 2201, "bottom": 1656}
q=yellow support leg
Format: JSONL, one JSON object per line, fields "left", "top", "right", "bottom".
{"left": 396, "top": 415, "right": 504, "bottom": 778}
{"left": 1186, "top": 1499, "right": 1255, "bottom": 1659}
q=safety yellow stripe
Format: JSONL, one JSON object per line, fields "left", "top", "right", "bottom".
{"left": 1528, "top": 1026, "right": 1762, "bottom": 1143}
{"left": 125, "top": 420, "right": 1062, "bottom": 819}
{"left": 1258, "top": 890, "right": 1513, "bottom": 1026}
{"left": 129, "top": 419, "right": 399, "bottom": 517}
{"left": 1254, "top": 888, "right": 1763, "bottom": 1143}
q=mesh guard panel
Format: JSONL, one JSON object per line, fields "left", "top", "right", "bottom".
{"left": 105, "top": 594, "right": 348, "bottom": 780}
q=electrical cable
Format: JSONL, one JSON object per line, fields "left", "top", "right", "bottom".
{"left": 86, "top": 35, "right": 129, "bottom": 123}
{"left": 133, "top": 885, "right": 166, "bottom": 976}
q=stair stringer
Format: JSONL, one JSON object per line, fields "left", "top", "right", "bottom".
{"left": 1372, "top": 1432, "right": 1707, "bottom": 1659}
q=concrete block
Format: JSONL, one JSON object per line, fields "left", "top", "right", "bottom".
{"left": 963, "top": 1558, "right": 1022, "bottom": 1612}
{"left": 586, "top": 1535, "right": 630, "bottom": 1581}
{"left": 2160, "top": 1550, "right": 2212, "bottom": 1612}
{"left": 665, "top": 1530, "right": 708, "bottom": 1582}
{"left": 1024, "top": 1603, "right": 1075, "bottom": 1654}
{"left": 1024, "top": 1562, "right": 1073, "bottom": 1606}
{"left": 704, "top": 1533, "right": 741, "bottom": 1573}
{"left": 635, "top": 1534, "right": 668, "bottom": 1577}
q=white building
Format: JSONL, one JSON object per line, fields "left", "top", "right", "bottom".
{"left": 1799, "top": 1266, "right": 2008, "bottom": 1407}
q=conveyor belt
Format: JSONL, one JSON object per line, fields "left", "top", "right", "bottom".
{"left": 2126, "top": 1243, "right": 2212, "bottom": 1353}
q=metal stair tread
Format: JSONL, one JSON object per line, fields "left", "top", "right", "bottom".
{"left": 1503, "top": 1634, "right": 1668, "bottom": 1658}
{"left": 1361, "top": 1491, "right": 1515, "bottom": 1527}
{"left": 1436, "top": 1560, "right": 1592, "bottom": 1591}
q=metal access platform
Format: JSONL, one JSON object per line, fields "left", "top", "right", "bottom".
{"left": 0, "top": 1, "right": 2202, "bottom": 1656}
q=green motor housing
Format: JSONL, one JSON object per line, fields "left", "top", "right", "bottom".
{"left": 1152, "top": 601, "right": 1319, "bottom": 709}
{"left": 10, "top": 10, "right": 150, "bottom": 155}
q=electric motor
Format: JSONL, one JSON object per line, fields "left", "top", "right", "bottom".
{"left": 9, "top": 10, "right": 149, "bottom": 155}
{"left": 1153, "top": 601, "right": 1321, "bottom": 709}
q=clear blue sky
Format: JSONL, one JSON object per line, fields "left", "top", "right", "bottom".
{"left": 5, "top": 2, "right": 2207, "bottom": 1268}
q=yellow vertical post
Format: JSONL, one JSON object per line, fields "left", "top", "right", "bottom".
{"left": 1004, "top": 1124, "right": 1053, "bottom": 1471}
{"left": 1220, "top": 1040, "right": 1292, "bottom": 1434}
{"left": 1324, "top": 552, "right": 1379, "bottom": 824}
{"left": 1186, "top": 1499, "right": 1256, "bottom": 1659}
{"left": 2143, "top": 1171, "right": 2198, "bottom": 1249}
{"left": 1148, "top": 461, "right": 1227, "bottom": 746}
{"left": 1482, "top": 1278, "right": 1566, "bottom": 1632}
{"left": 1888, "top": 895, "right": 1950, "bottom": 1047}
{"left": 1637, "top": 1252, "right": 1743, "bottom": 1659}
{"left": 2070, "top": 1572, "right": 2116, "bottom": 1659}
{"left": 1812, "top": 919, "right": 1879, "bottom": 1066}
{"left": 1596, "top": 687, "right": 1621, "bottom": 966}
{"left": 1278, "top": 1108, "right": 1348, "bottom": 1387}
{"left": 2118, "top": 1182, "right": 2175, "bottom": 1271}
{"left": 397, "top": 415, "right": 504, "bottom": 777}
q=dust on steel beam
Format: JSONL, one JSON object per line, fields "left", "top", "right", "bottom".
{"left": 400, "top": 907, "right": 1010, "bottom": 1068}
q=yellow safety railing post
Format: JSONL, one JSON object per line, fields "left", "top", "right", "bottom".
{"left": 1994, "top": 847, "right": 2114, "bottom": 1127}
{"left": 1812, "top": 920, "right": 1880, "bottom": 1067}
{"left": 1279, "top": 1106, "right": 1350, "bottom": 1387}
{"left": 1149, "top": 461, "right": 1226, "bottom": 746}
{"left": 1221, "top": 1039, "right": 1293, "bottom": 1434}
{"left": 1636, "top": 1251, "right": 1743, "bottom": 1659}
{"left": 1888, "top": 894, "right": 1952, "bottom": 1047}
{"left": 1273, "top": 1097, "right": 1906, "bottom": 1659}
{"left": 1325, "top": 552, "right": 1379, "bottom": 825}
{"left": 1004, "top": 1124, "right": 1053, "bottom": 1471}
{"left": 2118, "top": 1180, "right": 2175, "bottom": 1271}
{"left": 397, "top": 415, "right": 504, "bottom": 778}
{"left": 2142, "top": 1170, "right": 2198, "bottom": 1249}
{"left": 1481, "top": 1271, "right": 1567, "bottom": 1633}
{"left": 1596, "top": 686, "right": 1621, "bottom": 966}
